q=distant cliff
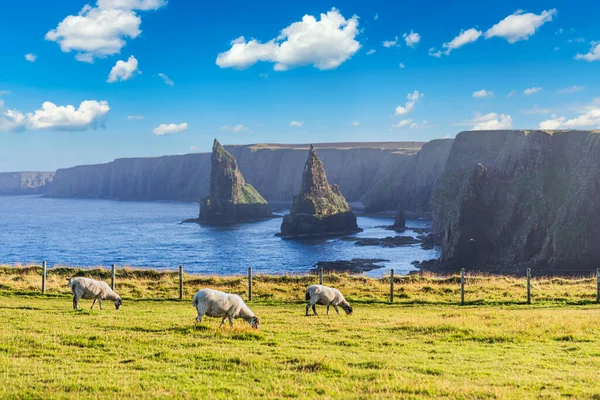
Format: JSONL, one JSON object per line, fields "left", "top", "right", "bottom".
{"left": 432, "top": 130, "right": 600, "bottom": 274}
{"left": 0, "top": 172, "right": 54, "bottom": 195}
{"left": 46, "top": 142, "right": 426, "bottom": 206}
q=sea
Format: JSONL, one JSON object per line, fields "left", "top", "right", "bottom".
{"left": 0, "top": 196, "right": 440, "bottom": 278}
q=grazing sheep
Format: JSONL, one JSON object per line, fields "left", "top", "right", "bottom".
{"left": 305, "top": 285, "right": 353, "bottom": 316}
{"left": 192, "top": 288, "right": 260, "bottom": 329}
{"left": 68, "top": 277, "right": 122, "bottom": 310}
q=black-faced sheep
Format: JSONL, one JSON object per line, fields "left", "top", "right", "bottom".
{"left": 305, "top": 284, "right": 352, "bottom": 316}
{"left": 192, "top": 288, "right": 260, "bottom": 329}
{"left": 68, "top": 277, "right": 122, "bottom": 310}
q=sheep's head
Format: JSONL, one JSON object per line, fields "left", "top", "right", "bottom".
{"left": 114, "top": 298, "right": 122, "bottom": 310}
{"left": 250, "top": 316, "right": 260, "bottom": 329}
{"left": 342, "top": 304, "right": 353, "bottom": 315}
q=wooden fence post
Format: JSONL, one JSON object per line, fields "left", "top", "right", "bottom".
{"left": 41, "top": 261, "right": 47, "bottom": 294}
{"left": 526, "top": 268, "right": 531, "bottom": 304}
{"left": 179, "top": 265, "right": 184, "bottom": 300}
{"left": 596, "top": 268, "right": 600, "bottom": 304}
{"left": 460, "top": 268, "right": 465, "bottom": 305}
{"left": 111, "top": 264, "right": 116, "bottom": 291}
{"left": 389, "top": 269, "right": 394, "bottom": 303}
{"left": 248, "top": 267, "right": 253, "bottom": 302}
{"left": 319, "top": 268, "right": 323, "bottom": 285}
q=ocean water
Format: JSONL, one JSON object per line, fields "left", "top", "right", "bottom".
{"left": 0, "top": 196, "right": 440, "bottom": 277}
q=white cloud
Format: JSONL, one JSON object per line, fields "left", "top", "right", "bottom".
{"left": 524, "top": 87, "right": 542, "bottom": 95}
{"left": 466, "top": 112, "right": 513, "bottom": 130}
{"left": 46, "top": 0, "right": 166, "bottom": 62}
{"left": 366, "top": 49, "right": 376, "bottom": 55}
{"left": 127, "top": 115, "right": 145, "bottom": 120}
{"left": 399, "top": 63, "right": 405, "bottom": 68}
{"left": 25, "top": 53, "right": 37, "bottom": 62}
{"left": 429, "top": 28, "right": 482, "bottom": 57}
{"left": 395, "top": 90, "right": 423, "bottom": 116}
{"left": 0, "top": 100, "right": 110, "bottom": 132}
{"left": 352, "top": 121, "right": 359, "bottom": 126}
{"left": 190, "top": 145, "right": 198, "bottom": 151}
{"left": 290, "top": 120, "right": 304, "bottom": 127}
{"left": 485, "top": 9, "right": 557, "bottom": 43}
{"left": 221, "top": 124, "right": 249, "bottom": 133}
{"left": 473, "top": 89, "right": 494, "bottom": 98}
{"left": 539, "top": 108, "right": 600, "bottom": 130}
{"left": 373, "top": 13, "right": 378, "bottom": 21}
{"left": 216, "top": 8, "right": 360, "bottom": 71}
{"left": 410, "top": 120, "right": 428, "bottom": 129}
{"left": 157, "top": 73, "right": 174, "bottom": 86}
{"left": 403, "top": 30, "right": 420, "bottom": 47}
{"left": 557, "top": 85, "right": 584, "bottom": 94}
{"left": 393, "top": 119, "right": 412, "bottom": 128}
{"left": 575, "top": 42, "right": 600, "bottom": 62}
{"left": 107, "top": 55, "right": 139, "bottom": 82}
{"left": 383, "top": 37, "right": 398, "bottom": 48}
{"left": 507, "top": 90, "right": 517, "bottom": 97}
{"left": 153, "top": 122, "right": 188, "bottom": 135}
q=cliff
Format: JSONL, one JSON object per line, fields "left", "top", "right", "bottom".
{"left": 0, "top": 172, "right": 54, "bottom": 195}
{"left": 280, "top": 146, "right": 360, "bottom": 237}
{"left": 194, "top": 140, "right": 271, "bottom": 224}
{"left": 45, "top": 142, "right": 426, "bottom": 206}
{"left": 432, "top": 130, "right": 600, "bottom": 274}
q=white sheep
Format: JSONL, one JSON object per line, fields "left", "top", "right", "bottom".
{"left": 192, "top": 288, "right": 260, "bottom": 329}
{"left": 305, "top": 284, "right": 353, "bottom": 316}
{"left": 68, "top": 277, "right": 122, "bottom": 310}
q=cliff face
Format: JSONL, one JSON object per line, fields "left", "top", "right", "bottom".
{"left": 432, "top": 130, "right": 600, "bottom": 274}
{"left": 0, "top": 172, "right": 54, "bottom": 195}
{"left": 196, "top": 140, "right": 271, "bottom": 224}
{"left": 280, "top": 146, "right": 360, "bottom": 237}
{"left": 46, "top": 142, "right": 425, "bottom": 206}
{"left": 361, "top": 139, "right": 454, "bottom": 213}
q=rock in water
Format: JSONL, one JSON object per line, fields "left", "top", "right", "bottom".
{"left": 280, "top": 145, "right": 361, "bottom": 237}
{"left": 194, "top": 139, "right": 272, "bottom": 224}
{"left": 393, "top": 206, "right": 406, "bottom": 231}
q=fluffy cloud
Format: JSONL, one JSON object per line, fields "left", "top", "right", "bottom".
{"left": 290, "top": 121, "right": 304, "bottom": 127}
{"left": 575, "top": 42, "right": 600, "bottom": 62}
{"left": 467, "top": 112, "right": 513, "bottom": 130}
{"left": 221, "top": 124, "right": 249, "bottom": 133}
{"left": 395, "top": 90, "right": 423, "bottom": 116}
{"left": 366, "top": 49, "right": 376, "bottom": 55}
{"left": 46, "top": 0, "right": 166, "bottom": 62}
{"left": 485, "top": 9, "right": 557, "bottom": 43}
{"left": 403, "top": 31, "right": 420, "bottom": 47}
{"left": 473, "top": 89, "right": 494, "bottom": 98}
{"left": 352, "top": 121, "right": 359, "bottom": 126}
{"left": 383, "top": 37, "right": 398, "bottom": 48}
{"left": 107, "top": 55, "right": 139, "bottom": 82}
{"left": 399, "top": 63, "right": 405, "bottom": 68}
{"left": 25, "top": 53, "right": 37, "bottom": 62}
{"left": 429, "top": 28, "right": 482, "bottom": 57}
{"left": 153, "top": 122, "right": 188, "bottom": 135}
{"left": 157, "top": 73, "right": 174, "bottom": 86}
{"left": 539, "top": 109, "right": 600, "bottom": 130}
{"left": 0, "top": 100, "right": 110, "bottom": 132}
{"left": 507, "top": 90, "right": 517, "bottom": 97}
{"left": 524, "top": 87, "right": 542, "bottom": 95}
{"left": 216, "top": 8, "right": 360, "bottom": 71}
{"left": 557, "top": 85, "right": 584, "bottom": 94}
{"left": 393, "top": 119, "right": 412, "bottom": 128}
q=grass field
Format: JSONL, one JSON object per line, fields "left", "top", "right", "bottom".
{"left": 2, "top": 266, "right": 600, "bottom": 399}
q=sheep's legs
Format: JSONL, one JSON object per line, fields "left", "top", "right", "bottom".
{"left": 219, "top": 318, "right": 227, "bottom": 328}
{"left": 99, "top": 299, "right": 103, "bottom": 310}
{"left": 90, "top": 298, "right": 96, "bottom": 310}
{"left": 326, "top": 305, "right": 330, "bottom": 315}
{"left": 73, "top": 297, "right": 78, "bottom": 310}
{"left": 305, "top": 303, "right": 310, "bottom": 316}
{"left": 196, "top": 314, "right": 203, "bottom": 324}
{"left": 312, "top": 304, "right": 318, "bottom": 315}
{"left": 333, "top": 305, "right": 340, "bottom": 315}
{"left": 228, "top": 316, "right": 233, "bottom": 327}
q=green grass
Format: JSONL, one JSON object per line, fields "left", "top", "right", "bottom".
{"left": 2, "top": 267, "right": 600, "bottom": 398}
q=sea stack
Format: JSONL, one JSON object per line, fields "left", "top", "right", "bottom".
{"left": 280, "top": 145, "right": 361, "bottom": 238}
{"left": 194, "top": 139, "right": 272, "bottom": 224}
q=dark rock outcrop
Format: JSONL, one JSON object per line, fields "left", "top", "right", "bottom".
{"left": 0, "top": 172, "right": 54, "bottom": 195}
{"left": 314, "top": 259, "right": 388, "bottom": 274}
{"left": 392, "top": 206, "right": 406, "bottom": 231}
{"left": 432, "top": 130, "right": 600, "bottom": 275}
{"left": 190, "top": 140, "right": 272, "bottom": 224}
{"left": 279, "top": 146, "right": 361, "bottom": 237}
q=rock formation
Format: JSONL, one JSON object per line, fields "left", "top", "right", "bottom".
{"left": 0, "top": 172, "right": 54, "bottom": 195}
{"left": 279, "top": 145, "right": 361, "bottom": 237}
{"left": 392, "top": 206, "right": 406, "bottom": 231}
{"left": 432, "top": 130, "right": 600, "bottom": 274}
{"left": 192, "top": 139, "right": 272, "bottom": 224}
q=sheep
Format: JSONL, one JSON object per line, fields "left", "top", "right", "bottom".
{"left": 68, "top": 277, "right": 122, "bottom": 310}
{"left": 305, "top": 285, "right": 353, "bottom": 316}
{"left": 192, "top": 288, "right": 260, "bottom": 329}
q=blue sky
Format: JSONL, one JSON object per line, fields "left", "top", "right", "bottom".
{"left": 0, "top": 0, "right": 599, "bottom": 171}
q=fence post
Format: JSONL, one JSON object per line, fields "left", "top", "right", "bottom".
{"left": 596, "top": 268, "right": 600, "bottom": 304}
{"left": 319, "top": 268, "right": 323, "bottom": 285}
{"left": 389, "top": 269, "right": 394, "bottom": 303}
{"left": 179, "top": 265, "right": 183, "bottom": 300}
{"left": 111, "top": 264, "right": 116, "bottom": 291}
{"left": 526, "top": 268, "right": 531, "bottom": 304}
{"left": 41, "top": 261, "right": 47, "bottom": 294}
{"left": 460, "top": 268, "right": 465, "bottom": 305}
{"left": 248, "top": 267, "right": 253, "bottom": 302}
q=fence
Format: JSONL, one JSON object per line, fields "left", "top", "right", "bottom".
{"left": 24, "top": 262, "right": 600, "bottom": 305}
